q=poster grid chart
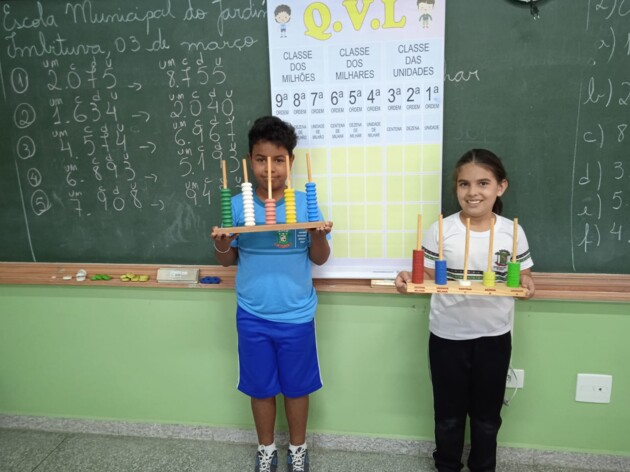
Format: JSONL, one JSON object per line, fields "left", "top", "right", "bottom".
{"left": 267, "top": 1, "right": 446, "bottom": 277}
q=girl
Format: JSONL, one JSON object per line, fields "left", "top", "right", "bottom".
{"left": 395, "top": 149, "right": 535, "bottom": 472}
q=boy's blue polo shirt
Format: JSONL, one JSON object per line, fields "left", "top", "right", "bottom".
{"left": 230, "top": 190, "right": 327, "bottom": 324}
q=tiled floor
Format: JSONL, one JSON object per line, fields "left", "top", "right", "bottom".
{"left": 0, "top": 428, "right": 623, "bottom": 472}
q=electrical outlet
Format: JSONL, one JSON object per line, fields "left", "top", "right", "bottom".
{"left": 576, "top": 374, "right": 612, "bottom": 403}
{"left": 506, "top": 369, "right": 524, "bottom": 389}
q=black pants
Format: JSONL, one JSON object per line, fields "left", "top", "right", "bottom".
{"left": 429, "top": 332, "right": 511, "bottom": 472}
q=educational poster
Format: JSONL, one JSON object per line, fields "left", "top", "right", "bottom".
{"left": 267, "top": 1, "right": 445, "bottom": 278}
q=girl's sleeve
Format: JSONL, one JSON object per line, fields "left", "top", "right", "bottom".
{"left": 517, "top": 225, "right": 534, "bottom": 270}
{"left": 422, "top": 222, "right": 439, "bottom": 269}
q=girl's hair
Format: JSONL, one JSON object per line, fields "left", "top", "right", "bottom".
{"left": 248, "top": 116, "right": 297, "bottom": 156}
{"left": 453, "top": 149, "right": 508, "bottom": 215}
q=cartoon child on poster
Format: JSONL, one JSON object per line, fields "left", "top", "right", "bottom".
{"left": 275, "top": 4, "right": 291, "bottom": 38}
{"left": 418, "top": 0, "right": 435, "bottom": 28}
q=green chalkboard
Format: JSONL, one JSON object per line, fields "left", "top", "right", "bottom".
{"left": 1, "top": 0, "right": 629, "bottom": 273}
{"left": 440, "top": 0, "right": 630, "bottom": 274}
{"left": 0, "top": 0, "right": 270, "bottom": 265}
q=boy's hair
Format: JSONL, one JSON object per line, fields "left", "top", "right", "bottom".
{"left": 248, "top": 116, "right": 297, "bottom": 156}
{"left": 274, "top": 5, "right": 291, "bottom": 17}
{"left": 417, "top": 0, "right": 435, "bottom": 5}
{"left": 453, "top": 149, "right": 508, "bottom": 215}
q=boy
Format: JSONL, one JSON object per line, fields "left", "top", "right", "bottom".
{"left": 275, "top": 4, "right": 291, "bottom": 38}
{"left": 211, "top": 116, "right": 332, "bottom": 472}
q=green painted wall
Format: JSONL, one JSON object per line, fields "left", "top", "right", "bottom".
{"left": 0, "top": 286, "right": 628, "bottom": 455}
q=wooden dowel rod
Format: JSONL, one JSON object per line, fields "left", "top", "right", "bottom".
{"left": 488, "top": 217, "right": 495, "bottom": 272}
{"left": 242, "top": 158, "right": 248, "bottom": 183}
{"left": 267, "top": 156, "right": 272, "bottom": 200}
{"left": 306, "top": 152, "right": 313, "bottom": 182}
{"left": 222, "top": 160, "right": 227, "bottom": 189}
{"left": 285, "top": 155, "right": 292, "bottom": 189}
{"left": 439, "top": 214, "right": 443, "bottom": 260}
{"left": 512, "top": 218, "right": 518, "bottom": 263}
{"left": 464, "top": 217, "right": 471, "bottom": 281}
{"left": 416, "top": 214, "right": 422, "bottom": 250}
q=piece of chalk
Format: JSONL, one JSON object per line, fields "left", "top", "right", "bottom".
{"left": 62, "top": 275, "right": 72, "bottom": 280}
{"left": 76, "top": 269, "right": 87, "bottom": 282}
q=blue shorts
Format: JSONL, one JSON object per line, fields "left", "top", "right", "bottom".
{"left": 236, "top": 306, "right": 322, "bottom": 399}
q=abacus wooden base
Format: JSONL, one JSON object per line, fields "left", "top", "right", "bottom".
{"left": 215, "top": 221, "right": 327, "bottom": 235}
{"left": 406, "top": 280, "right": 529, "bottom": 297}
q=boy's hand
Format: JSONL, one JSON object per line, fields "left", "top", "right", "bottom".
{"left": 210, "top": 226, "right": 237, "bottom": 251}
{"left": 309, "top": 220, "right": 333, "bottom": 237}
{"left": 308, "top": 221, "right": 333, "bottom": 265}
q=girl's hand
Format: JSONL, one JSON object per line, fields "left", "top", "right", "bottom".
{"left": 395, "top": 271, "right": 412, "bottom": 294}
{"left": 519, "top": 271, "right": 535, "bottom": 299}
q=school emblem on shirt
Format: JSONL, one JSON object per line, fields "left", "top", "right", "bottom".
{"left": 275, "top": 230, "right": 291, "bottom": 248}
{"left": 494, "top": 249, "right": 511, "bottom": 267}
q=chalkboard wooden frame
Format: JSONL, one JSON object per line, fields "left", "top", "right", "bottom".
{"left": 1, "top": 263, "right": 629, "bottom": 302}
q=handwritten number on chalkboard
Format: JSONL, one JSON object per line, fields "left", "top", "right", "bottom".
{"left": 106, "top": 102, "right": 118, "bottom": 122}
{"left": 64, "top": 165, "right": 76, "bottom": 187}
{"left": 170, "top": 100, "right": 183, "bottom": 118}
{"left": 58, "top": 133, "right": 73, "bottom": 158}
{"left": 190, "top": 92, "right": 202, "bottom": 117}
{"left": 197, "top": 66, "right": 209, "bottom": 85}
{"left": 17, "top": 136, "right": 36, "bottom": 160}
{"left": 613, "top": 162, "right": 624, "bottom": 179}
{"left": 87, "top": 58, "right": 97, "bottom": 88}
{"left": 103, "top": 60, "right": 117, "bottom": 89}
{"left": 68, "top": 64, "right": 81, "bottom": 89}
{"left": 180, "top": 159, "right": 193, "bottom": 178}
{"left": 47, "top": 69, "right": 61, "bottom": 91}
{"left": 89, "top": 102, "right": 101, "bottom": 122}
{"left": 212, "top": 58, "right": 226, "bottom": 85}
{"left": 610, "top": 223, "right": 622, "bottom": 241}
{"left": 74, "top": 97, "right": 87, "bottom": 123}
{"left": 51, "top": 104, "right": 61, "bottom": 125}
{"left": 83, "top": 129, "right": 96, "bottom": 156}
{"left": 123, "top": 159, "right": 135, "bottom": 182}
{"left": 130, "top": 183, "right": 142, "bottom": 209}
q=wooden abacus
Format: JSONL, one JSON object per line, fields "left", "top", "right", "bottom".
{"left": 405, "top": 215, "right": 529, "bottom": 297}
{"left": 215, "top": 154, "right": 328, "bottom": 235}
